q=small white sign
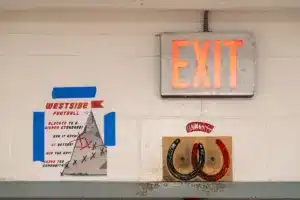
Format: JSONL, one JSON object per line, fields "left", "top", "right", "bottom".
{"left": 160, "top": 32, "right": 256, "bottom": 97}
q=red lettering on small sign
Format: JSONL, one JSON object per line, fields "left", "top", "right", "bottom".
{"left": 45, "top": 160, "right": 56, "bottom": 163}
{"left": 186, "top": 122, "right": 214, "bottom": 133}
{"left": 45, "top": 102, "right": 89, "bottom": 109}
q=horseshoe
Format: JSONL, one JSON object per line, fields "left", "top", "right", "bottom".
{"left": 191, "top": 139, "right": 230, "bottom": 181}
{"left": 167, "top": 138, "right": 205, "bottom": 181}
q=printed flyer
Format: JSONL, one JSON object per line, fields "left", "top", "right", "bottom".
{"left": 33, "top": 87, "right": 115, "bottom": 177}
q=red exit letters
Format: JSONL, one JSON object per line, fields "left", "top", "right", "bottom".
{"left": 172, "top": 40, "right": 243, "bottom": 89}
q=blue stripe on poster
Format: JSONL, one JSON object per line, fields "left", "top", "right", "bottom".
{"left": 52, "top": 86, "right": 97, "bottom": 99}
{"left": 104, "top": 112, "right": 116, "bottom": 146}
{"left": 33, "top": 112, "right": 45, "bottom": 162}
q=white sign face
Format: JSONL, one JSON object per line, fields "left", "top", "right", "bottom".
{"left": 160, "top": 32, "right": 256, "bottom": 97}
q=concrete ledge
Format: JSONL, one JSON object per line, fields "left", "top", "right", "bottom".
{"left": 0, "top": 181, "right": 299, "bottom": 198}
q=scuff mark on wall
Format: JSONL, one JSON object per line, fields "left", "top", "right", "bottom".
{"left": 136, "top": 182, "right": 228, "bottom": 197}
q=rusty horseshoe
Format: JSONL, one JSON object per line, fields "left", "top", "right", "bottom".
{"left": 191, "top": 139, "right": 230, "bottom": 181}
{"left": 166, "top": 138, "right": 230, "bottom": 181}
{"left": 167, "top": 138, "right": 205, "bottom": 181}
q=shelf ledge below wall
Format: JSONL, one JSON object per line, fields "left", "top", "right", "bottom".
{"left": 0, "top": 181, "right": 298, "bottom": 198}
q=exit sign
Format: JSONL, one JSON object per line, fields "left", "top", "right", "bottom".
{"left": 160, "top": 32, "right": 256, "bottom": 97}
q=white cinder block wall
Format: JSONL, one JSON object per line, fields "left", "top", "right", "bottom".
{"left": 1, "top": 9, "right": 300, "bottom": 181}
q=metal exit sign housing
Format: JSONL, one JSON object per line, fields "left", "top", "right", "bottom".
{"left": 160, "top": 32, "right": 256, "bottom": 98}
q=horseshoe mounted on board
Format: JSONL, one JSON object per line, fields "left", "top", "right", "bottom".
{"left": 191, "top": 139, "right": 230, "bottom": 181}
{"left": 166, "top": 138, "right": 205, "bottom": 181}
{"left": 166, "top": 138, "right": 230, "bottom": 181}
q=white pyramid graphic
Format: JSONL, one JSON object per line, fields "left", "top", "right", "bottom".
{"left": 62, "top": 111, "right": 107, "bottom": 176}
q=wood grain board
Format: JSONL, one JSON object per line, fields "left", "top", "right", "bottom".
{"left": 162, "top": 136, "right": 232, "bottom": 182}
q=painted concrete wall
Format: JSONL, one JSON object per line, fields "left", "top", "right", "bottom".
{"left": 1, "top": 9, "right": 300, "bottom": 181}
{"left": 1, "top": 0, "right": 300, "bottom": 10}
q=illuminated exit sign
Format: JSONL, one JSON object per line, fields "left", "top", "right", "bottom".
{"left": 160, "top": 32, "right": 256, "bottom": 97}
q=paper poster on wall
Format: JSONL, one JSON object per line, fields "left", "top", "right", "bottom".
{"left": 32, "top": 86, "right": 116, "bottom": 177}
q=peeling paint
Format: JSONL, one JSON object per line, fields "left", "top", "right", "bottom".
{"left": 136, "top": 182, "right": 228, "bottom": 197}
{"left": 137, "top": 182, "right": 161, "bottom": 196}
{"left": 189, "top": 182, "right": 227, "bottom": 193}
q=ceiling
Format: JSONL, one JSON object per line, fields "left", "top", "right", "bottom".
{"left": 0, "top": 0, "right": 300, "bottom": 11}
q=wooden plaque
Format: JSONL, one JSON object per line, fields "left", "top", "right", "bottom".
{"left": 162, "top": 136, "right": 232, "bottom": 182}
